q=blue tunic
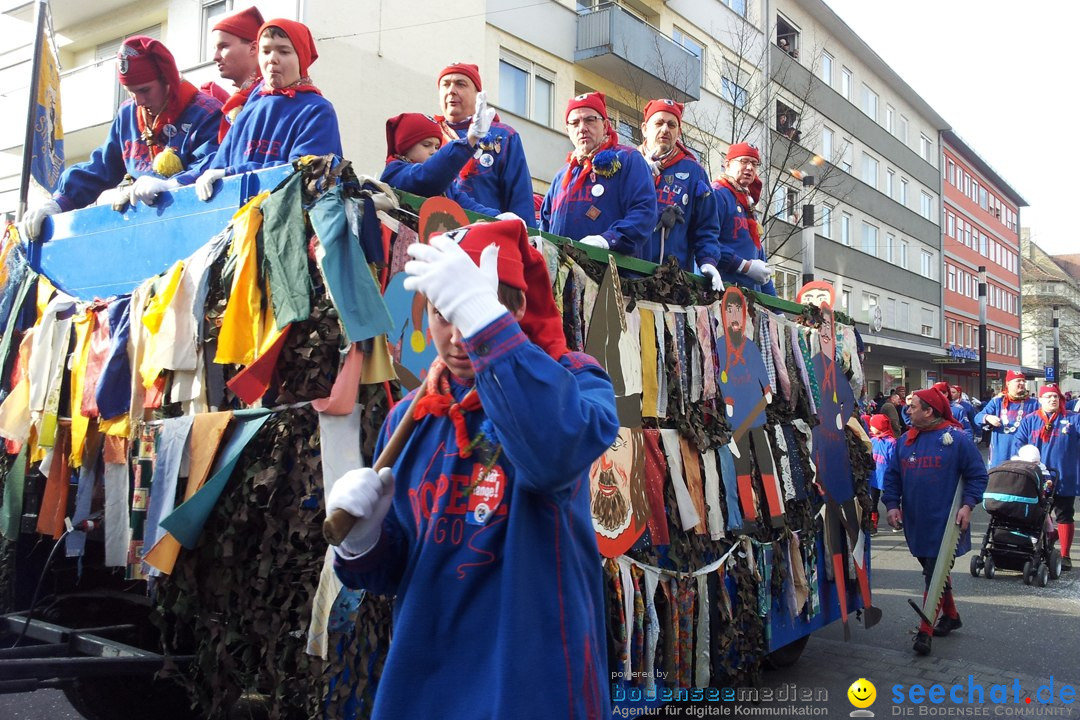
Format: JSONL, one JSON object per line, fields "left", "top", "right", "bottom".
{"left": 882, "top": 427, "right": 988, "bottom": 557}
{"left": 951, "top": 401, "right": 975, "bottom": 440}
{"left": 53, "top": 92, "right": 222, "bottom": 211}
{"left": 713, "top": 182, "right": 776, "bottom": 295}
{"left": 381, "top": 139, "right": 500, "bottom": 217}
{"left": 541, "top": 146, "right": 657, "bottom": 256}
{"left": 180, "top": 81, "right": 341, "bottom": 180}
{"left": 715, "top": 333, "right": 769, "bottom": 433}
{"left": 975, "top": 395, "right": 1040, "bottom": 467}
{"left": 812, "top": 353, "right": 857, "bottom": 504}
{"left": 445, "top": 119, "right": 537, "bottom": 227}
{"left": 1015, "top": 411, "right": 1080, "bottom": 497}
{"left": 639, "top": 154, "right": 721, "bottom": 270}
{"left": 335, "top": 313, "right": 618, "bottom": 720}
{"left": 870, "top": 436, "right": 896, "bottom": 492}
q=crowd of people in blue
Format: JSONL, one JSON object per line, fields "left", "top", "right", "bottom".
{"left": 16, "top": 7, "right": 1079, "bottom": 713}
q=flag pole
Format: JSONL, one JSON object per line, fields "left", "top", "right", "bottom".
{"left": 16, "top": 0, "right": 49, "bottom": 223}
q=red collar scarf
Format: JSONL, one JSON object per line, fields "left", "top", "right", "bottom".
{"left": 561, "top": 125, "right": 619, "bottom": 196}
{"left": 138, "top": 80, "right": 200, "bottom": 157}
{"left": 1036, "top": 409, "right": 1064, "bottom": 443}
{"left": 642, "top": 141, "right": 691, "bottom": 186}
{"left": 260, "top": 76, "right": 322, "bottom": 98}
{"left": 412, "top": 357, "right": 483, "bottom": 457}
{"left": 715, "top": 176, "right": 762, "bottom": 249}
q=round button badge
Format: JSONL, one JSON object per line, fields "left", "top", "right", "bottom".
{"left": 591, "top": 184, "right": 605, "bottom": 197}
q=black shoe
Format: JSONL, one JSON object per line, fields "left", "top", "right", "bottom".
{"left": 933, "top": 615, "right": 962, "bottom": 637}
{"left": 1062, "top": 557, "right": 1072, "bottom": 571}
{"left": 913, "top": 632, "right": 932, "bottom": 655}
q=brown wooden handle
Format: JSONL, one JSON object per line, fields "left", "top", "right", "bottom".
{"left": 322, "top": 383, "right": 429, "bottom": 546}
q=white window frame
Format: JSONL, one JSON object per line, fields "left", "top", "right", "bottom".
{"left": 920, "top": 249, "right": 933, "bottom": 279}
{"left": 822, "top": 126, "right": 833, "bottom": 161}
{"left": 920, "top": 191, "right": 933, "bottom": 220}
{"left": 841, "top": 212, "right": 852, "bottom": 246}
{"left": 499, "top": 50, "right": 556, "bottom": 128}
{"left": 841, "top": 67, "right": 852, "bottom": 101}
{"left": 201, "top": 0, "right": 232, "bottom": 63}
{"left": 861, "top": 84, "right": 878, "bottom": 121}
{"left": 820, "top": 51, "right": 833, "bottom": 85}
{"left": 899, "top": 239, "right": 909, "bottom": 269}
{"left": 885, "top": 104, "right": 895, "bottom": 134}
{"left": 821, "top": 204, "right": 833, "bottom": 239}
{"left": 862, "top": 153, "right": 878, "bottom": 188}
{"left": 861, "top": 221, "right": 878, "bottom": 256}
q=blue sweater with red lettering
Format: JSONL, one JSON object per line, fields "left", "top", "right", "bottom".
{"left": 53, "top": 93, "right": 222, "bottom": 211}
{"left": 713, "top": 182, "right": 776, "bottom": 295}
{"left": 975, "top": 395, "right": 1039, "bottom": 467}
{"left": 381, "top": 139, "right": 500, "bottom": 217}
{"left": 183, "top": 81, "right": 341, "bottom": 179}
{"left": 1015, "top": 411, "right": 1080, "bottom": 497}
{"left": 335, "top": 313, "right": 618, "bottom": 720}
{"left": 640, "top": 153, "right": 721, "bottom": 271}
{"left": 445, "top": 119, "right": 537, "bottom": 227}
{"left": 541, "top": 146, "right": 657, "bottom": 256}
{"left": 882, "top": 426, "right": 988, "bottom": 557}
{"left": 870, "top": 436, "right": 896, "bottom": 491}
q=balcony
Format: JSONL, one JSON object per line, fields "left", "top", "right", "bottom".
{"left": 575, "top": 4, "right": 701, "bottom": 103}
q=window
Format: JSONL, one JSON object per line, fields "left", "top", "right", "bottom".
{"left": 499, "top": 52, "right": 555, "bottom": 127}
{"left": 862, "top": 222, "right": 878, "bottom": 255}
{"left": 776, "top": 16, "right": 800, "bottom": 58}
{"left": 886, "top": 104, "right": 895, "bottom": 134}
{"left": 841, "top": 289, "right": 851, "bottom": 313}
{"left": 898, "top": 114, "right": 909, "bottom": 144}
{"left": 776, "top": 101, "right": 800, "bottom": 141}
{"left": 885, "top": 169, "right": 895, "bottom": 198}
{"left": 841, "top": 212, "right": 852, "bottom": 246}
{"left": 774, "top": 268, "right": 799, "bottom": 301}
{"left": 920, "top": 250, "right": 933, "bottom": 278}
{"left": 900, "top": 240, "right": 909, "bottom": 269}
{"left": 885, "top": 233, "right": 896, "bottom": 263}
{"left": 971, "top": 178, "right": 979, "bottom": 202}
{"left": 920, "top": 134, "right": 934, "bottom": 163}
{"left": 921, "top": 308, "right": 935, "bottom": 337}
{"left": 841, "top": 142, "right": 853, "bottom": 173}
{"left": 673, "top": 27, "right": 706, "bottom": 64}
{"left": 861, "top": 292, "right": 878, "bottom": 318}
{"left": 947, "top": 318, "right": 955, "bottom": 344}
{"left": 980, "top": 233, "right": 989, "bottom": 256}
{"left": 947, "top": 159, "right": 956, "bottom": 186}
{"left": 920, "top": 191, "right": 933, "bottom": 220}
{"left": 979, "top": 186, "right": 988, "bottom": 210}
{"left": 862, "top": 153, "right": 878, "bottom": 188}
{"left": 841, "top": 67, "right": 852, "bottom": 100}
{"left": 947, "top": 213, "right": 955, "bottom": 238}
{"left": 861, "top": 84, "right": 878, "bottom": 120}
{"left": 899, "top": 301, "right": 910, "bottom": 329}
{"left": 721, "top": 77, "right": 748, "bottom": 109}
{"left": 822, "top": 126, "right": 833, "bottom": 161}
{"left": 720, "top": 0, "right": 748, "bottom": 16}
{"left": 885, "top": 298, "right": 896, "bottom": 328}
{"left": 899, "top": 178, "right": 908, "bottom": 206}
{"left": 820, "top": 51, "right": 833, "bottom": 85}
{"left": 201, "top": 0, "right": 230, "bottom": 62}
{"left": 821, "top": 204, "right": 833, "bottom": 239}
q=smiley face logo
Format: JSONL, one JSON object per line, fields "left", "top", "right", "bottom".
{"left": 847, "top": 678, "right": 876, "bottom": 709}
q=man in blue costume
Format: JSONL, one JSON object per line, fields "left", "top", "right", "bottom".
{"left": 330, "top": 219, "right": 618, "bottom": 718}
{"left": 712, "top": 143, "right": 775, "bottom": 295}
{"left": 976, "top": 370, "right": 1038, "bottom": 467}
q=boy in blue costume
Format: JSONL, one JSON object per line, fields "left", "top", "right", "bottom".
{"left": 330, "top": 219, "right": 618, "bottom": 718}
{"left": 867, "top": 414, "right": 897, "bottom": 534}
{"left": 637, "top": 98, "right": 722, "bottom": 288}
{"left": 712, "top": 143, "right": 776, "bottom": 295}
{"left": 976, "top": 370, "right": 1038, "bottom": 467}
{"left": 188, "top": 18, "right": 342, "bottom": 201}
{"left": 23, "top": 36, "right": 222, "bottom": 236}
{"left": 435, "top": 63, "right": 536, "bottom": 227}
{"left": 541, "top": 92, "right": 656, "bottom": 255}
{"left": 1015, "top": 384, "right": 1079, "bottom": 571}
{"left": 381, "top": 111, "right": 500, "bottom": 217}
{"left": 884, "top": 389, "right": 987, "bottom": 655}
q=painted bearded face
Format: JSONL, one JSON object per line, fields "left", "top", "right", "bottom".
{"left": 590, "top": 429, "right": 636, "bottom": 537}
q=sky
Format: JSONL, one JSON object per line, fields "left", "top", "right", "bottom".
{"left": 821, "top": 0, "right": 1077, "bottom": 255}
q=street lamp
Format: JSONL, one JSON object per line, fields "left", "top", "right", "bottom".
{"left": 978, "top": 266, "right": 987, "bottom": 401}
{"left": 1053, "top": 304, "right": 1061, "bottom": 387}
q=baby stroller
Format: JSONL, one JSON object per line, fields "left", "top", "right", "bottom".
{"left": 970, "top": 459, "right": 1062, "bottom": 586}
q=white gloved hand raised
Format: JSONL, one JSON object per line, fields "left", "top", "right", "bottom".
{"left": 466, "top": 90, "right": 496, "bottom": 144}
{"left": 21, "top": 198, "right": 61, "bottom": 242}
{"left": 129, "top": 176, "right": 180, "bottom": 206}
{"left": 195, "top": 168, "right": 227, "bottom": 202}
{"left": 403, "top": 233, "right": 505, "bottom": 337}
{"left": 578, "top": 234, "right": 609, "bottom": 250}
{"left": 739, "top": 258, "right": 774, "bottom": 284}
{"left": 327, "top": 466, "right": 395, "bottom": 559}
{"left": 700, "top": 263, "right": 723, "bottom": 291}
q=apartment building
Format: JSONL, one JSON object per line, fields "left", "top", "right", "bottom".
{"left": 1021, "top": 234, "right": 1080, "bottom": 395}
{"left": 765, "top": 0, "right": 950, "bottom": 397}
{"left": 939, "top": 130, "right": 1026, "bottom": 399}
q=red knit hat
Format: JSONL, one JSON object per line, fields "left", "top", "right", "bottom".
{"left": 931, "top": 381, "right": 951, "bottom": 397}
{"left": 643, "top": 98, "right": 683, "bottom": 124}
{"left": 117, "top": 36, "right": 180, "bottom": 89}
{"left": 213, "top": 6, "right": 264, "bottom": 42}
{"left": 727, "top": 142, "right": 760, "bottom": 162}
{"left": 438, "top": 63, "right": 482, "bottom": 92}
{"left": 385, "top": 113, "right": 442, "bottom": 158}
{"left": 1006, "top": 370, "right": 1026, "bottom": 383}
{"left": 1039, "top": 384, "right": 1063, "bottom": 399}
{"left": 452, "top": 220, "right": 568, "bottom": 359}
{"left": 868, "top": 414, "right": 894, "bottom": 437}
{"left": 566, "top": 92, "right": 608, "bottom": 122}
{"left": 259, "top": 19, "right": 318, "bottom": 77}
{"left": 914, "top": 388, "right": 953, "bottom": 420}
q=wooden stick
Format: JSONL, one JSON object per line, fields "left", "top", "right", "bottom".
{"left": 322, "top": 383, "right": 429, "bottom": 546}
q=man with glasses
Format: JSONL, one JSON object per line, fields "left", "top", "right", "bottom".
{"left": 712, "top": 142, "right": 776, "bottom": 295}
{"left": 541, "top": 92, "right": 655, "bottom": 254}
{"left": 637, "top": 98, "right": 723, "bottom": 289}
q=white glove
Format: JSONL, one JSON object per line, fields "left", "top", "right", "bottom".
{"left": 21, "top": 199, "right": 61, "bottom": 242}
{"left": 495, "top": 211, "right": 527, "bottom": 231}
{"left": 739, "top": 258, "right": 774, "bottom": 284}
{"left": 466, "top": 90, "right": 496, "bottom": 143}
{"left": 578, "top": 234, "right": 609, "bottom": 250}
{"left": 403, "top": 232, "right": 505, "bottom": 337}
{"left": 700, "top": 263, "right": 723, "bottom": 291}
{"left": 196, "top": 168, "right": 227, "bottom": 201}
{"left": 328, "top": 467, "right": 395, "bottom": 558}
{"left": 129, "top": 176, "right": 179, "bottom": 206}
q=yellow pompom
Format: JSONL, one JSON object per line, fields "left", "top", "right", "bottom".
{"left": 410, "top": 329, "right": 427, "bottom": 354}
{"left": 720, "top": 370, "right": 728, "bottom": 384}
{"left": 152, "top": 146, "right": 184, "bottom": 178}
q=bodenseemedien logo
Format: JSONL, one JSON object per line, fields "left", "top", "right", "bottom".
{"left": 848, "top": 678, "right": 877, "bottom": 717}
